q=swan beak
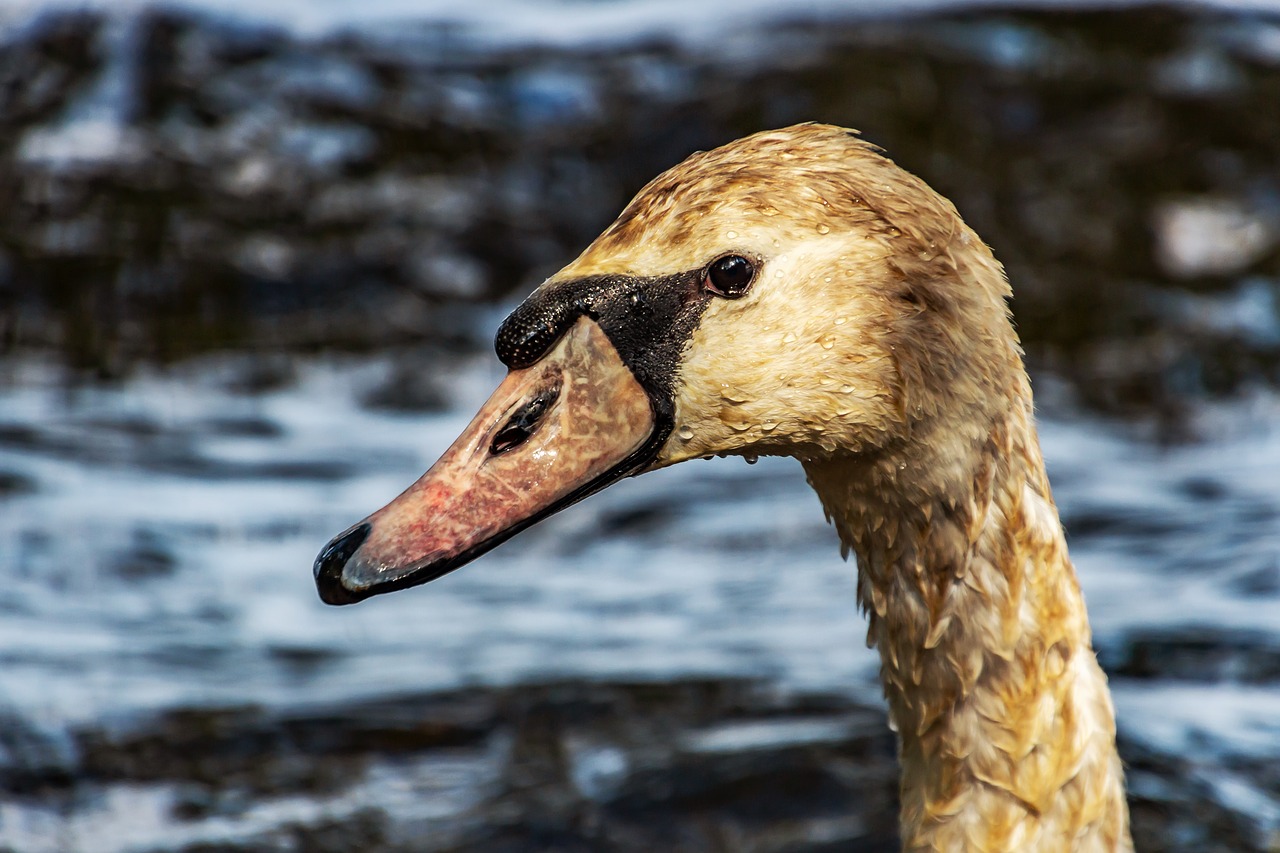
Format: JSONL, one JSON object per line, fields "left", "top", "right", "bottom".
{"left": 314, "top": 317, "right": 658, "bottom": 605}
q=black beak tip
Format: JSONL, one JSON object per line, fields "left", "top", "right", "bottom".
{"left": 314, "top": 522, "right": 372, "bottom": 606}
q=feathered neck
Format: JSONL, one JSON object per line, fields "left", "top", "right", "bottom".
{"left": 802, "top": 377, "right": 1133, "bottom": 852}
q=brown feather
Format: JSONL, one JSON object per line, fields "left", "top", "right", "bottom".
{"left": 552, "top": 123, "right": 1132, "bottom": 852}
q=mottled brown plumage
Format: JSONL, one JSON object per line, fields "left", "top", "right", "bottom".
{"left": 564, "top": 124, "right": 1132, "bottom": 851}
{"left": 320, "top": 123, "right": 1134, "bottom": 850}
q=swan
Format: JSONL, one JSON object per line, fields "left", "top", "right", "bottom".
{"left": 314, "top": 123, "right": 1133, "bottom": 852}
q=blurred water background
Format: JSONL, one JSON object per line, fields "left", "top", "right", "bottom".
{"left": 1, "top": 1, "right": 1280, "bottom": 851}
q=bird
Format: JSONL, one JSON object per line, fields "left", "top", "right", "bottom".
{"left": 314, "top": 123, "right": 1134, "bottom": 852}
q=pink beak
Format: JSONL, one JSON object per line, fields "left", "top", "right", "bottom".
{"left": 315, "top": 317, "right": 659, "bottom": 604}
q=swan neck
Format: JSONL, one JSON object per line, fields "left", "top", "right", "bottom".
{"left": 802, "top": 401, "right": 1132, "bottom": 851}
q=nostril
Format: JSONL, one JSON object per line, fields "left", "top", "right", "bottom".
{"left": 314, "top": 522, "right": 372, "bottom": 605}
{"left": 490, "top": 382, "right": 561, "bottom": 456}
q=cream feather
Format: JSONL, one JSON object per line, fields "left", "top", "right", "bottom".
{"left": 552, "top": 123, "right": 1133, "bottom": 852}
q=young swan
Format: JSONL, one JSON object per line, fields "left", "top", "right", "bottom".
{"left": 315, "top": 124, "right": 1133, "bottom": 852}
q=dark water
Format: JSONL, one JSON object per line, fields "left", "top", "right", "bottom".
{"left": 1, "top": 2, "right": 1279, "bottom": 851}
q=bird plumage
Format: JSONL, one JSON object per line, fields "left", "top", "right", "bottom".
{"left": 317, "top": 123, "right": 1133, "bottom": 851}
{"left": 618, "top": 123, "right": 1131, "bottom": 851}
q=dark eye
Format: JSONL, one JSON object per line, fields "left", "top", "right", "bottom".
{"left": 703, "top": 255, "right": 756, "bottom": 298}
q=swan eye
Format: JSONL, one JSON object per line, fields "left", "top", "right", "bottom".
{"left": 703, "top": 255, "right": 755, "bottom": 298}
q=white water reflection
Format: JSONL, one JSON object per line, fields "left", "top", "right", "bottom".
{"left": 1, "top": 353, "right": 1278, "bottom": 841}
{"left": 0, "top": 356, "right": 1275, "bottom": 702}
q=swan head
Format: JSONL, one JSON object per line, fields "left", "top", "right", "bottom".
{"left": 315, "top": 123, "right": 1020, "bottom": 604}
